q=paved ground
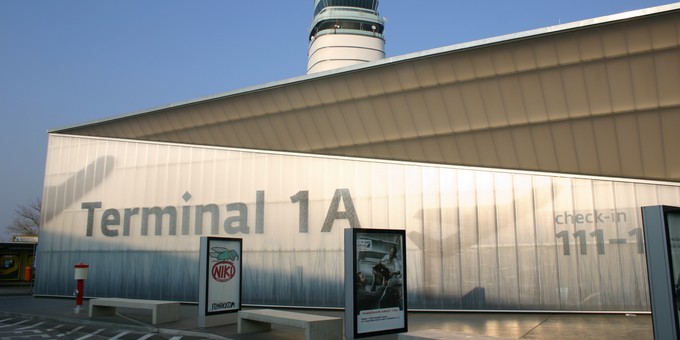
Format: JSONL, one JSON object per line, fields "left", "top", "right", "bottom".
{"left": 0, "top": 285, "right": 654, "bottom": 339}
{"left": 0, "top": 316, "right": 211, "bottom": 339}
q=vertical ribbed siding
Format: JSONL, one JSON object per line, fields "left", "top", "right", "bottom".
{"left": 37, "top": 134, "right": 679, "bottom": 311}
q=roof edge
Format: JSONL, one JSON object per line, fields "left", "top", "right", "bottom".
{"left": 49, "top": 132, "right": 680, "bottom": 187}
{"left": 50, "top": 2, "right": 680, "bottom": 133}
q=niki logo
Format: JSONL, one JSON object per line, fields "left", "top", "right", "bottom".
{"left": 210, "top": 247, "right": 239, "bottom": 283}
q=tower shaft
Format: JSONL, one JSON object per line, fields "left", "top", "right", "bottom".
{"left": 307, "top": 0, "right": 385, "bottom": 74}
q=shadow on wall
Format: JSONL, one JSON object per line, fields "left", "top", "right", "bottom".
{"left": 43, "top": 156, "right": 115, "bottom": 224}
{"left": 462, "top": 287, "right": 485, "bottom": 309}
{"left": 33, "top": 246, "right": 346, "bottom": 306}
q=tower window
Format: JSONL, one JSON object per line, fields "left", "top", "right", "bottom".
{"left": 310, "top": 20, "right": 384, "bottom": 39}
{"left": 314, "top": 0, "right": 379, "bottom": 16}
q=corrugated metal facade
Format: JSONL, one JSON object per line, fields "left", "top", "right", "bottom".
{"left": 36, "top": 134, "right": 680, "bottom": 311}
{"left": 53, "top": 6, "right": 680, "bottom": 184}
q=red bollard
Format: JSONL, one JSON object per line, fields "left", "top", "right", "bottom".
{"left": 73, "top": 263, "right": 89, "bottom": 313}
{"left": 24, "top": 266, "right": 31, "bottom": 282}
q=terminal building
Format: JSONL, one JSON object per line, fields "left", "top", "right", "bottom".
{"left": 36, "top": 3, "right": 680, "bottom": 312}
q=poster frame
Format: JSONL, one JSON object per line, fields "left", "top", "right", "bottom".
{"left": 199, "top": 236, "right": 243, "bottom": 317}
{"left": 642, "top": 205, "right": 680, "bottom": 340}
{"left": 344, "top": 228, "right": 407, "bottom": 339}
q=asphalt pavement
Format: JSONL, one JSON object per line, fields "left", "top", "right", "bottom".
{"left": 0, "top": 285, "right": 655, "bottom": 339}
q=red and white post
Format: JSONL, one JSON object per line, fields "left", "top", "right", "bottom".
{"left": 73, "top": 263, "right": 89, "bottom": 313}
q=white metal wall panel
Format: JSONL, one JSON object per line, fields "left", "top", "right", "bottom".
{"left": 38, "top": 134, "right": 680, "bottom": 311}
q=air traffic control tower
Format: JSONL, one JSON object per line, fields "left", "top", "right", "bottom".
{"left": 307, "top": 0, "right": 385, "bottom": 74}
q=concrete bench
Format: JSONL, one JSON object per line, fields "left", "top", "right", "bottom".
{"left": 88, "top": 298, "right": 181, "bottom": 325}
{"left": 399, "top": 329, "right": 514, "bottom": 339}
{"left": 238, "top": 309, "right": 342, "bottom": 340}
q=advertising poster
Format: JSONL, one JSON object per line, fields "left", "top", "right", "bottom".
{"left": 345, "top": 228, "right": 407, "bottom": 338}
{"left": 199, "top": 237, "right": 242, "bottom": 318}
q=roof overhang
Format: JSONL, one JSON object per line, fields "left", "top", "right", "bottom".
{"left": 52, "top": 4, "right": 680, "bottom": 182}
